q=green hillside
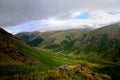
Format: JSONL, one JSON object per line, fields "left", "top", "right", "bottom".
{"left": 14, "top": 23, "right": 120, "bottom": 79}
{"left": 0, "top": 28, "right": 33, "bottom": 65}
{"left": 0, "top": 28, "right": 74, "bottom": 78}
{"left": 16, "top": 28, "right": 91, "bottom": 53}
{"left": 1, "top": 25, "right": 120, "bottom": 79}
{"left": 0, "top": 28, "right": 73, "bottom": 66}
{"left": 40, "top": 23, "right": 120, "bottom": 62}
{"left": 1, "top": 28, "right": 111, "bottom": 80}
{"left": 74, "top": 23, "right": 120, "bottom": 62}
{"left": 16, "top": 23, "right": 120, "bottom": 62}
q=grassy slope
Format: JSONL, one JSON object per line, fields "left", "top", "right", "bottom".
{"left": 0, "top": 52, "right": 22, "bottom": 65}
{"left": 19, "top": 45, "right": 73, "bottom": 67}
{"left": 73, "top": 23, "right": 120, "bottom": 62}
{"left": 0, "top": 28, "right": 74, "bottom": 77}
{"left": 0, "top": 28, "right": 73, "bottom": 67}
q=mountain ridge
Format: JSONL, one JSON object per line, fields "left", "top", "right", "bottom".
{"left": 16, "top": 23, "right": 120, "bottom": 61}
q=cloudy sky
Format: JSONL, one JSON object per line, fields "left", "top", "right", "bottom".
{"left": 0, "top": 0, "right": 120, "bottom": 34}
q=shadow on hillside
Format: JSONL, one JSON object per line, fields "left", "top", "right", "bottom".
{"left": 91, "top": 65, "right": 120, "bottom": 80}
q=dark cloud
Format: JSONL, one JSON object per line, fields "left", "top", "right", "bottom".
{"left": 0, "top": 0, "right": 120, "bottom": 26}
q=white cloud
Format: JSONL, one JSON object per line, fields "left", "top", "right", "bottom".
{"left": 0, "top": 0, "right": 120, "bottom": 26}
{"left": 3, "top": 10, "right": 120, "bottom": 34}
{"left": 42, "top": 10, "right": 120, "bottom": 29}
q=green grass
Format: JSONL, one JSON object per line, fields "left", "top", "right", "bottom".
{"left": 20, "top": 46, "right": 120, "bottom": 80}
{"left": 15, "top": 42, "right": 73, "bottom": 68}
{"left": 0, "top": 65, "right": 48, "bottom": 76}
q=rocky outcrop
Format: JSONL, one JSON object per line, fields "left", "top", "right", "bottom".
{"left": 56, "top": 65, "right": 71, "bottom": 71}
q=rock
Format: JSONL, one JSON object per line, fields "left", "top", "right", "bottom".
{"left": 77, "top": 64, "right": 84, "bottom": 70}
{"left": 57, "top": 65, "right": 70, "bottom": 71}
{"left": 100, "top": 74, "right": 111, "bottom": 80}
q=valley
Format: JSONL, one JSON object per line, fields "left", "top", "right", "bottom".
{"left": 0, "top": 23, "right": 120, "bottom": 80}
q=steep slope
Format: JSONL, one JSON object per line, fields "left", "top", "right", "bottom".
{"left": 0, "top": 28, "right": 75, "bottom": 78}
{"left": 0, "top": 28, "right": 72, "bottom": 67}
{"left": 0, "top": 28, "right": 32, "bottom": 65}
{"left": 74, "top": 23, "right": 120, "bottom": 61}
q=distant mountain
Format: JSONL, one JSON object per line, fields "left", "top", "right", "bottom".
{"left": 16, "top": 32, "right": 43, "bottom": 46}
{"left": 73, "top": 23, "right": 120, "bottom": 61}
{"left": 16, "top": 28, "right": 91, "bottom": 52}
{"left": 16, "top": 23, "right": 120, "bottom": 61}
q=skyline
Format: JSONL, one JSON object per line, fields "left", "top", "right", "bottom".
{"left": 0, "top": 0, "right": 120, "bottom": 34}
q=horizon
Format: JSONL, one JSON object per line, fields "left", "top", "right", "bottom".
{"left": 0, "top": 0, "right": 120, "bottom": 34}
